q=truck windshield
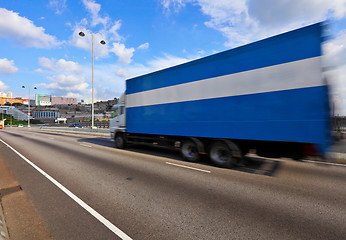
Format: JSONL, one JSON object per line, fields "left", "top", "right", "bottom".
{"left": 111, "top": 107, "right": 119, "bottom": 118}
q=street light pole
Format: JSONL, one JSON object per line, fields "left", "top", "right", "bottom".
{"left": 79, "top": 29, "right": 106, "bottom": 129}
{"left": 28, "top": 85, "right": 31, "bottom": 127}
{"left": 91, "top": 33, "right": 94, "bottom": 129}
{"left": 22, "top": 85, "right": 37, "bottom": 127}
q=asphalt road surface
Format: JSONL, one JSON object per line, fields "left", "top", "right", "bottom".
{"left": 0, "top": 128, "right": 345, "bottom": 240}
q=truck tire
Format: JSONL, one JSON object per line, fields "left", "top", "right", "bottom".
{"left": 209, "top": 141, "right": 240, "bottom": 168}
{"left": 181, "top": 140, "right": 200, "bottom": 162}
{"left": 115, "top": 133, "right": 126, "bottom": 149}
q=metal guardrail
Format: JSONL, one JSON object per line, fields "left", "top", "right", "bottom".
{"left": 30, "top": 125, "right": 109, "bottom": 135}
{"left": 50, "top": 121, "right": 109, "bottom": 128}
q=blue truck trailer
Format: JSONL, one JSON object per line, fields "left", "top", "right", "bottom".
{"left": 110, "top": 22, "right": 331, "bottom": 168}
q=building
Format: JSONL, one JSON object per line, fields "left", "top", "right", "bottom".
{"left": 0, "top": 91, "right": 12, "bottom": 98}
{"left": 51, "top": 96, "right": 77, "bottom": 105}
{"left": 34, "top": 94, "right": 77, "bottom": 106}
{"left": 0, "top": 97, "right": 27, "bottom": 106}
{"left": 0, "top": 106, "right": 30, "bottom": 121}
{"left": 35, "top": 94, "right": 52, "bottom": 106}
{"left": 33, "top": 107, "right": 60, "bottom": 119}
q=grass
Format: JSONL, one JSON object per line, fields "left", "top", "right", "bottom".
{"left": 1, "top": 114, "right": 43, "bottom": 126}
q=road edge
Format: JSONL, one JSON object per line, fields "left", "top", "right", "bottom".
{"left": 0, "top": 153, "right": 53, "bottom": 240}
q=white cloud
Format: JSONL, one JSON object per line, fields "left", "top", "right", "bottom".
{"left": 110, "top": 42, "right": 135, "bottom": 65}
{"left": 324, "top": 30, "right": 346, "bottom": 115}
{"left": 65, "top": 92, "right": 84, "bottom": 99}
{"left": 84, "top": 53, "right": 195, "bottom": 100}
{"left": 70, "top": 1, "right": 127, "bottom": 59}
{"left": 108, "top": 20, "right": 123, "bottom": 41}
{"left": 0, "top": 80, "right": 8, "bottom": 91}
{"left": 37, "top": 58, "right": 90, "bottom": 100}
{"left": 0, "top": 8, "right": 60, "bottom": 48}
{"left": 161, "top": 0, "right": 346, "bottom": 47}
{"left": 116, "top": 68, "right": 129, "bottom": 78}
{"left": 40, "top": 74, "right": 89, "bottom": 97}
{"left": 161, "top": 0, "right": 190, "bottom": 12}
{"left": 70, "top": 21, "right": 90, "bottom": 49}
{"left": 48, "top": 0, "right": 67, "bottom": 15}
{"left": 248, "top": 0, "right": 346, "bottom": 28}
{"left": 70, "top": 22, "right": 109, "bottom": 58}
{"left": 34, "top": 68, "right": 45, "bottom": 74}
{"left": 246, "top": 0, "right": 346, "bottom": 40}
{"left": 138, "top": 42, "right": 149, "bottom": 50}
{"left": 95, "top": 86, "right": 118, "bottom": 101}
{"left": 56, "top": 59, "right": 82, "bottom": 73}
{"left": 81, "top": 0, "right": 110, "bottom": 27}
{"left": 147, "top": 54, "right": 191, "bottom": 72}
{"left": 39, "top": 57, "right": 82, "bottom": 73}
{"left": 0, "top": 58, "right": 18, "bottom": 74}
{"left": 324, "top": 30, "right": 346, "bottom": 67}
{"left": 39, "top": 57, "right": 56, "bottom": 71}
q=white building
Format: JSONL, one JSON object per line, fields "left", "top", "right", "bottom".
{"left": 0, "top": 91, "right": 12, "bottom": 98}
{"left": 35, "top": 94, "right": 52, "bottom": 106}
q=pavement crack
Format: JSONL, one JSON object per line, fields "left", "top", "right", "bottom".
{"left": 0, "top": 186, "right": 22, "bottom": 198}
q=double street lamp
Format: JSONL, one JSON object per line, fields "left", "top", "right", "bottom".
{"left": 78, "top": 29, "right": 106, "bottom": 129}
{"left": 22, "top": 85, "right": 37, "bottom": 127}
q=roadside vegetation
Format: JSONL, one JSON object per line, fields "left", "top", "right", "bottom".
{"left": 1, "top": 114, "right": 43, "bottom": 126}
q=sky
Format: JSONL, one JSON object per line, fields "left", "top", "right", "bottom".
{"left": 0, "top": 0, "right": 345, "bottom": 114}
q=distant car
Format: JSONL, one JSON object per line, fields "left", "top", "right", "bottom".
{"left": 18, "top": 123, "right": 23, "bottom": 127}
{"left": 69, "top": 123, "right": 83, "bottom": 128}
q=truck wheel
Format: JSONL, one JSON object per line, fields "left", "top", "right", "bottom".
{"left": 209, "top": 141, "right": 240, "bottom": 168}
{"left": 115, "top": 133, "right": 126, "bottom": 149}
{"left": 181, "top": 140, "right": 200, "bottom": 162}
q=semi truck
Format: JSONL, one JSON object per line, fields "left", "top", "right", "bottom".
{"left": 110, "top": 22, "right": 332, "bottom": 168}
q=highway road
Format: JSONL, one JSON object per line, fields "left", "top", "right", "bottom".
{"left": 0, "top": 128, "right": 345, "bottom": 240}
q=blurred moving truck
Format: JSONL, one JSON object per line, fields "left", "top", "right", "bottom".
{"left": 110, "top": 22, "right": 331, "bottom": 168}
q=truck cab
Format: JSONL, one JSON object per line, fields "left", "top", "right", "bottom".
{"left": 110, "top": 103, "right": 126, "bottom": 142}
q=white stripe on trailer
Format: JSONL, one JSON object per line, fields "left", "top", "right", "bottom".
{"left": 127, "top": 56, "right": 323, "bottom": 108}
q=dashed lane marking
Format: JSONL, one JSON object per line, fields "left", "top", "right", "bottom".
{"left": 79, "top": 144, "right": 92, "bottom": 148}
{"left": 166, "top": 162, "right": 211, "bottom": 173}
{"left": 303, "top": 159, "right": 346, "bottom": 167}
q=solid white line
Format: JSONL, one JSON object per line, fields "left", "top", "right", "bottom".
{"left": 80, "top": 144, "right": 92, "bottom": 148}
{"left": 0, "top": 138, "right": 132, "bottom": 240}
{"left": 166, "top": 162, "right": 211, "bottom": 173}
{"left": 303, "top": 159, "right": 346, "bottom": 167}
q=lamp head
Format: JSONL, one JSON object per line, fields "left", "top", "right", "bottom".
{"left": 79, "top": 31, "right": 85, "bottom": 37}
{"left": 100, "top": 40, "right": 106, "bottom": 45}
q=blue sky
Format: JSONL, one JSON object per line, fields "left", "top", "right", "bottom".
{"left": 0, "top": 0, "right": 345, "bottom": 114}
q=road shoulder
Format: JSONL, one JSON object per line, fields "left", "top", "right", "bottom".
{"left": 0, "top": 155, "right": 53, "bottom": 240}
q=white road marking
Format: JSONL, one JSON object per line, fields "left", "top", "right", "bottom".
{"left": 48, "top": 137, "right": 55, "bottom": 140}
{"left": 0, "top": 139, "right": 132, "bottom": 240}
{"left": 328, "top": 152, "right": 346, "bottom": 160}
{"left": 80, "top": 144, "right": 92, "bottom": 148}
{"left": 303, "top": 159, "right": 346, "bottom": 167}
{"left": 166, "top": 162, "right": 211, "bottom": 173}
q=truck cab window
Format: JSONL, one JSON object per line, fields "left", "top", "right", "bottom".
{"left": 111, "top": 107, "right": 119, "bottom": 118}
